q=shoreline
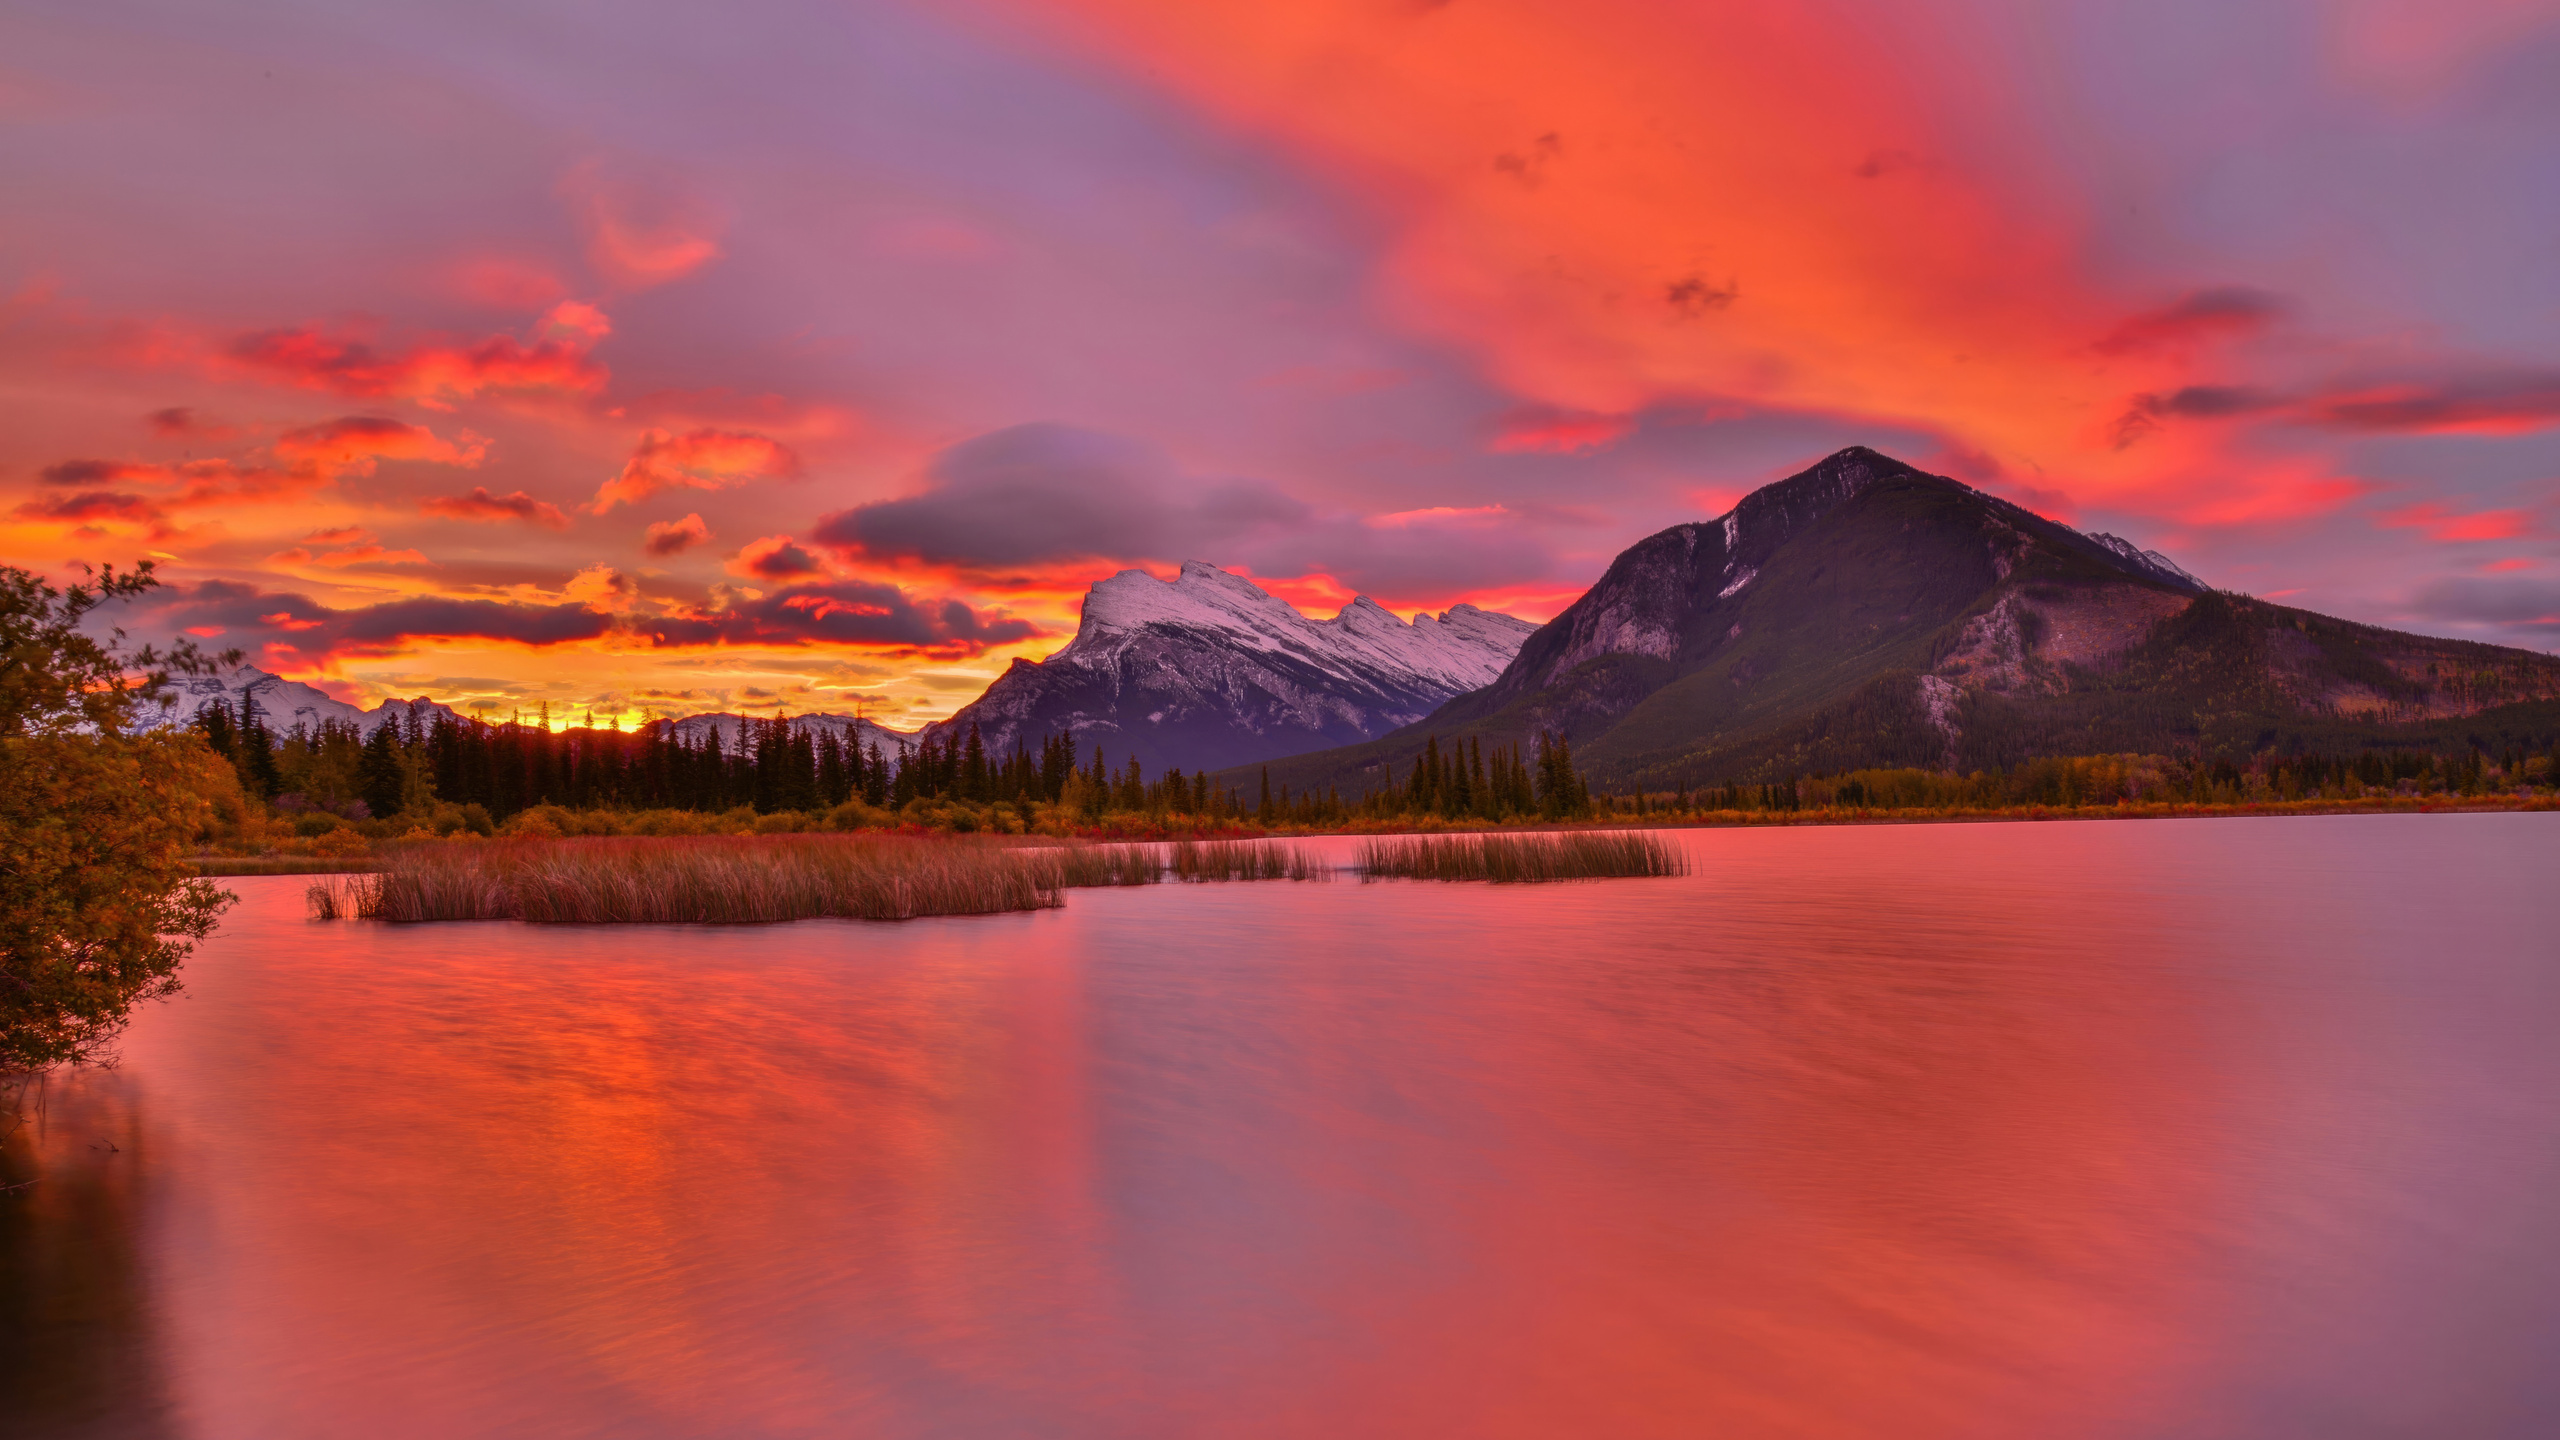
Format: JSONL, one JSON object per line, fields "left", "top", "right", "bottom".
{"left": 189, "top": 793, "right": 2555, "bottom": 876}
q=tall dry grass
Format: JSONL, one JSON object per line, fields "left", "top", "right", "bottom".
{"left": 1168, "top": 838, "right": 1330, "bottom": 882}
{"left": 1356, "top": 831, "right": 1687, "bottom": 883}
{"left": 300, "top": 836, "right": 1333, "bottom": 924}
{"left": 1036, "top": 843, "right": 1164, "bottom": 889}
{"left": 309, "top": 836, "right": 1072, "bottom": 924}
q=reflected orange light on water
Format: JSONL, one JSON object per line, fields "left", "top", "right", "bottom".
{"left": 9, "top": 815, "right": 2559, "bottom": 1439}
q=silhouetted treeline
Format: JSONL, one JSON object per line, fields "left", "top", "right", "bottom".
{"left": 189, "top": 691, "right": 2550, "bottom": 831}
{"left": 1599, "top": 744, "right": 2555, "bottom": 815}
{"left": 186, "top": 696, "right": 1606, "bottom": 828}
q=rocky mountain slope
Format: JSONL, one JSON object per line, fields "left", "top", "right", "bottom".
{"left": 1232, "top": 447, "right": 2560, "bottom": 796}
{"left": 925, "top": 560, "right": 1537, "bottom": 772}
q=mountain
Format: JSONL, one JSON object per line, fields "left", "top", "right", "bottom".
{"left": 1230, "top": 447, "right": 2560, "bottom": 796}
{"left": 169, "top": 665, "right": 459, "bottom": 736}
{"left": 667, "top": 712, "right": 918, "bottom": 757}
{"left": 923, "top": 560, "right": 1538, "bottom": 773}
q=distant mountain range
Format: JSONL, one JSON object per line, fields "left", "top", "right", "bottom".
{"left": 918, "top": 560, "right": 1538, "bottom": 773}
{"left": 168, "top": 448, "right": 2559, "bottom": 791}
{"left": 1223, "top": 446, "right": 2560, "bottom": 796}
{"left": 667, "top": 712, "right": 917, "bottom": 757}
{"left": 166, "top": 667, "right": 920, "bottom": 756}
{"left": 171, "top": 665, "right": 459, "bottom": 736}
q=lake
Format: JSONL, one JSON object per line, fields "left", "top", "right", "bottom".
{"left": 7, "top": 814, "right": 2558, "bottom": 1438}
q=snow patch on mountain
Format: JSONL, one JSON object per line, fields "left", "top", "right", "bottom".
{"left": 2086, "top": 533, "right": 2205, "bottom": 592}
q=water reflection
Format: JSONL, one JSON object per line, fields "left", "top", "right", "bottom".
{"left": 2, "top": 1072, "right": 177, "bottom": 1440}
{"left": 8, "top": 814, "right": 2558, "bottom": 1438}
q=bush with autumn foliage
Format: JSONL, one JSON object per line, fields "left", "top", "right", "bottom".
{"left": 1, "top": 562, "right": 237, "bottom": 1073}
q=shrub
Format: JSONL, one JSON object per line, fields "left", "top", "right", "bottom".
{"left": 3, "top": 734, "right": 236, "bottom": 1070}
{"left": 310, "top": 828, "right": 371, "bottom": 859}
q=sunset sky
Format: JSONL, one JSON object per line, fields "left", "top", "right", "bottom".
{"left": 5, "top": 0, "right": 2557, "bottom": 725}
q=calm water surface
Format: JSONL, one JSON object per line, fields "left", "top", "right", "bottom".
{"left": 6, "top": 814, "right": 2557, "bottom": 1438}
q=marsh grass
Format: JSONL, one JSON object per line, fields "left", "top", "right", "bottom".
{"left": 1037, "top": 843, "right": 1165, "bottom": 889}
{"left": 300, "top": 836, "right": 1326, "bottom": 924}
{"left": 1169, "top": 838, "right": 1330, "bottom": 882}
{"left": 1357, "top": 830, "right": 1687, "bottom": 883}
{"left": 308, "top": 836, "right": 1078, "bottom": 924}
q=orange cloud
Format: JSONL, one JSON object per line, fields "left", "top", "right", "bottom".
{"left": 589, "top": 427, "right": 800, "bottom": 513}
{"left": 561, "top": 563, "right": 638, "bottom": 612}
{"left": 421, "top": 486, "right": 571, "bottom": 529}
{"left": 996, "top": 0, "right": 2369, "bottom": 525}
{"left": 23, "top": 413, "right": 490, "bottom": 526}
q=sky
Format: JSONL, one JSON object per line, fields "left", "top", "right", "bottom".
{"left": 4, "top": 0, "right": 2557, "bottom": 727}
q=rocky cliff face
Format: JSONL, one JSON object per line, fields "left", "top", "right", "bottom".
{"left": 926, "top": 560, "right": 1536, "bottom": 772}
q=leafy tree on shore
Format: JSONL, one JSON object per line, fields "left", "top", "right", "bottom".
{"left": 2, "top": 562, "right": 238, "bottom": 1073}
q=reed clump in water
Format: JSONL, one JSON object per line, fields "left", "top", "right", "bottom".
{"left": 299, "top": 837, "right": 1327, "bottom": 923}
{"left": 312, "top": 836, "right": 1091, "bottom": 923}
{"left": 1035, "top": 843, "right": 1164, "bottom": 889}
{"left": 1356, "top": 831, "right": 1687, "bottom": 883}
{"left": 1168, "top": 839, "right": 1330, "bottom": 882}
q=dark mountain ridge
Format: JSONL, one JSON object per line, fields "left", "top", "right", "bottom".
{"left": 1223, "top": 447, "right": 2560, "bottom": 798}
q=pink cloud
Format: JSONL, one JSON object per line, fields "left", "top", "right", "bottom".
{"left": 641, "top": 512, "right": 714, "bottom": 556}
{"left": 563, "top": 161, "right": 725, "bottom": 289}
{"left": 728, "top": 534, "right": 832, "bottom": 581}
{"left": 2092, "top": 288, "right": 2285, "bottom": 357}
{"left": 208, "top": 307, "right": 610, "bottom": 410}
{"left": 449, "top": 256, "right": 569, "bottom": 310}
{"left": 1490, "top": 408, "right": 1636, "bottom": 455}
{"left": 2377, "top": 502, "right": 2534, "bottom": 542}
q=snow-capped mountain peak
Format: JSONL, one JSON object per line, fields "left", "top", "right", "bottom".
{"left": 1067, "top": 561, "right": 1534, "bottom": 695}
{"left": 1075, "top": 560, "right": 1309, "bottom": 653}
{"left": 927, "top": 561, "right": 1538, "bottom": 772}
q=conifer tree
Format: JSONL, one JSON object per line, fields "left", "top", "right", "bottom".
{"left": 357, "top": 721, "right": 405, "bottom": 820}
